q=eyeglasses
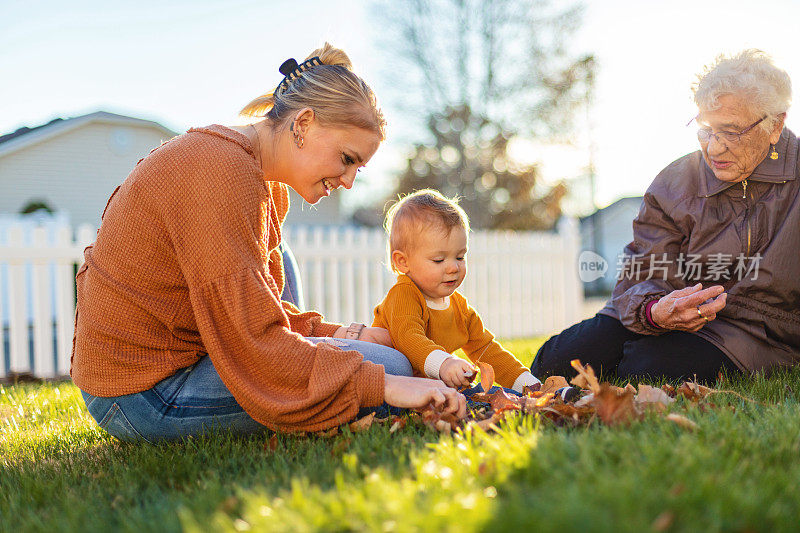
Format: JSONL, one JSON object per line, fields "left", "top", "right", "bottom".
{"left": 695, "top": 116, "right": 766, "bottom": 145}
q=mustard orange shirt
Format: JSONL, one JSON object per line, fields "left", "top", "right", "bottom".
{"left": 373, "top": 274, "right": 538, "bottom": 391}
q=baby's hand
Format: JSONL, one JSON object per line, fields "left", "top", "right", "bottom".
{"left": 439, "top": 357, "right": 477, "bottom": 389}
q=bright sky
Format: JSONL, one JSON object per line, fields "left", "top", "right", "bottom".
{"left": 2, "top": 0, "right": 799, "bottom": 212}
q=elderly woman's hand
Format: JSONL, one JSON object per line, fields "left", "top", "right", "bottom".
{"left": 651, "top": 283, "right": 727, "bottom": 331}
{"left": 384, "top": 375, "right": 468, "bottom": 419}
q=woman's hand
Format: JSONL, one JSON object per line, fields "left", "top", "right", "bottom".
{"left": 384, "top": 375, "right": 467, "bottom": 419}
{"left": 332, "top": 325, "right": 394, "bottom": 347}
{"left": 651, "top": 283, "right": 727, "bottom": 331}
{"left": 439, "top": 357, "right": 477, "bottom": 389}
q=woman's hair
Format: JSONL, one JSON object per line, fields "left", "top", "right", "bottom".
{"left": 385, "top": 189, "right": 470, "bottom": 271}
{"left": 240, "top": 43, "right": 386, "bottom": 139}
{"left": 693, "top": 49, "right": 792, "bottom": 131}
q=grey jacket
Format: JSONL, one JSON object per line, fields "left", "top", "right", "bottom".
{"left": 600, "top": 128, "right": 800, "bottom": 373}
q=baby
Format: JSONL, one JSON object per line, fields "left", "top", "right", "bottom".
{"left": 372, "top": 189, "right": 541, "bottom": 392}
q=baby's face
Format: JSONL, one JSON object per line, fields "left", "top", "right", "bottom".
{"left": 402, "top": 225, "right": 468, "bottom": 302}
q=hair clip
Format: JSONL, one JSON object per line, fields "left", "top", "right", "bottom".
{"left": 274, "top": 56, "right": 322, "bottom": 96}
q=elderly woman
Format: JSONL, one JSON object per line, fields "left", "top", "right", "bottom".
{"left": 532, "top": 49, "right": 797, "bottom": 383}
{"left": 72, "top": 43, "right": 467, "bottom": 442}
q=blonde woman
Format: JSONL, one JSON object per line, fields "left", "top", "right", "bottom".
{"left": 72, "top": 43, "right": 466, "bottom": 442}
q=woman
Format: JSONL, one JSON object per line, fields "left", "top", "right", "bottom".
{"left": 72, "top": 43, "right": 466, "bottom": 442}
{"left": 532, "top": 49, "right": 798, "bottom": 383}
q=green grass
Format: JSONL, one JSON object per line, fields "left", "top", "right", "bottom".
{"left": 2, "top": 338, "right": 800, "bottom": 532}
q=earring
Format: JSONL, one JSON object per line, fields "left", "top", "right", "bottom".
{"left": 291, "top": 122, "right": 304, "bottom": 148}
{"left": 770, "top": 144, "right": 779, "bottom": 160}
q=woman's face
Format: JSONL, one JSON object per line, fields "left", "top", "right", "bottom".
{"left": 289, "top": 119, "right": 381, "bottom": 204}
{"left": 697, "top": 93, "right": 781, "bottom": 183}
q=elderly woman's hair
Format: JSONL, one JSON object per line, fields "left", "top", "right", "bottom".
{"left": 240, "top": 42, "right": 386, "bottom": 139}
{"left": 693, "top": 49, "right": 792, "bottom": 131}
{"left": 384, "top": 189, "right": 470, "bottom": 272}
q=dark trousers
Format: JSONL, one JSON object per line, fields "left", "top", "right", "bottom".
{"left": 531, "top": 314, "right": 740, "bottom": 384}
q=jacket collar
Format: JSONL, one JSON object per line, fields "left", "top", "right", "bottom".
{"left": 698, "top": 128, "right": 799, "bottom": 197}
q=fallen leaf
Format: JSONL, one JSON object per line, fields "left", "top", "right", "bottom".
{"left": 570, "top": 360, "right": 601, "bottom": 394}
{"left": 478, "top": 362, "right": 495, "bottom": 392}
{"left": 318, "top": 427, "right": 339, "bottom": 438}
{"left": 592, "top": 383, "right": 640, "bottom": 426}
{"left": 389, "top": 417, "right": 406, "bottom": 433}
{"left": 666, "top": 413, "right": 698, "bottom": 431}
{"left": 522, "top": 383, "right": 542, "bottom": 395}
{"left": 265, "top": 435, "right": 279, "bottom": 451}
{"left": 540, "top": 376, "right": 569, "bottom": 394}
{"left": 487, "top": 388, "right": 523, "bottom": 413}
{"left": 636, "top": 384, "right": 676, "bottom": 408}
{"left": 676, "top": 381, "right": 715, "bottom": 401}
{"left": 348, "top": 412, "right": 375, "bottom": 432}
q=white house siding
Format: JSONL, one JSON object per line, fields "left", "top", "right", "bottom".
{"left": 0, "top": 122, "right": 174, "bottom": 226}
{"left": 580, "top": 197, "right": 643, "bottom": 295}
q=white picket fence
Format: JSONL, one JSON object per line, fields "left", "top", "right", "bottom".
{"left": 0, "top": 220, "right": 582, "bottom": 379}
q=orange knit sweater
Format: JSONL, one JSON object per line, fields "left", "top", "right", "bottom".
{"left": 71, "top": 125, "right": 384, "bottom": 433}
{"left": 372, "top": 275, "right": 531, "bottom": 389}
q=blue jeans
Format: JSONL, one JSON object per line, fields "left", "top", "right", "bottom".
{"left": 81, "top": 242, "right": 412, "bottom": 442}
{"left": 81, "top": 338, "right": 413, "bottom": 443}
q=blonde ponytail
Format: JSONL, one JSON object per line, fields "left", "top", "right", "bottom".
{"left": 240, "top": 42, "right": 385, "bottom": 138}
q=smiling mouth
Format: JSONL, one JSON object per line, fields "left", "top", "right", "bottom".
{"left": 322, "top": 178, "right": 335, "bottom": 193}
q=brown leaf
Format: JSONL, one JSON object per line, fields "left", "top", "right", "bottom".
{"left": 469, "top": 392, "right": 493, "bottom": 403}
{"left": 661, "top": 384, "right": 676, "bottom": 397}
{"left": 389, "top": 417, "right": 406, "bottom": 433}
{"left": 540, "top": 376, "right": 569, "bottom": 395}
{"left": 265, "top": 435, "right": 279, "bottom": 451}
{"left": 666, "top": 413, "right": 698, "bottom": 431}
{"left": 676, "top": 381, "right": 714, "bottom": 402}
{"left": 348, "top": 412, "right": 375, "bottom": 432}
{"left": 478, "top": 361, "right": 495, "bottom": 392}
{"left": 635, "top": 384, "right": 676, "bottom": 408}
{"left": 488, "top": 388, "right": 524, "bottom": 413}
{"left": 318, "top": 427, "right": 340, "bottom": 438}
{"left": 570, "top": 359, "right": 601, "bottom": 394}
{"left": 592, "top": 383, "right": 640, "bottom": 426}
{"left": 522, "top": 382, "right": 542, "bottom": 395}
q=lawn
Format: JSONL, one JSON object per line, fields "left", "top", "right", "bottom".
{"left": 2, "top": 337, "right": 800, "bottom": 532}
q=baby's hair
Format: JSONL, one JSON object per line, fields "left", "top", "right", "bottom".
{"left": 384, "top": 189, "right": 470, "bottom": 272}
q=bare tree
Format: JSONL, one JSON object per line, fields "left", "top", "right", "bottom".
{"left": 361, "top": 0, "right": 594, "bottom": 230}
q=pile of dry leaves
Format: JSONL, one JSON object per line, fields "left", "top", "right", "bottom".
{"left": 296, "top": 359, "right": 756, "bottom": 444}
{"left": 346, "top": 359, "right": 755, "bottom": 436}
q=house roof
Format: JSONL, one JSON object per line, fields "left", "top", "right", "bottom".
{"left": 580, "top": 196, "right": 643, "bottom": 223}
{"left": 0, "top": 111, "right": 179, "bottom": 159}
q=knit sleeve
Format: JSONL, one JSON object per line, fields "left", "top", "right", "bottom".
{"left": 460, "top": 297, "right": 528, "bottom": 389}
{"left": 161, "top": 138, "right": 383, "bottom": 431}
{"left": 190, "top": 269, "right": 383, "bottom": 432}
{"left": 281, "top": 300, "right": 341, "bottom": 337}
{"left": 373, "top": 284, "right": 448, "bottom": 376}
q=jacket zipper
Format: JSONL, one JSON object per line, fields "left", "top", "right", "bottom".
{"left": 742, "top": 179, "right": 751, "bottom": 257}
